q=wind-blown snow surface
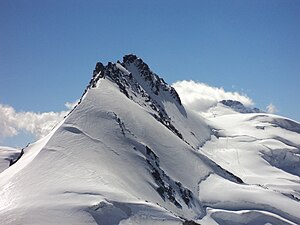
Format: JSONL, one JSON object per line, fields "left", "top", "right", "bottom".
{"left": 0, "top": 55, "right": 299, "bottom": 225}
{"left": 199, "top": 103, "right": 300, "bottom": 224}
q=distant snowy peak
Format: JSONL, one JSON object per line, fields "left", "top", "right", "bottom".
{"left": 220, "top": 100, "right": 263, "bottom": 114}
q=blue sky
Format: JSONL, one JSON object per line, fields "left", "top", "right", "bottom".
{"left": 1, "top": 0, "right": 300, "bottom": 147}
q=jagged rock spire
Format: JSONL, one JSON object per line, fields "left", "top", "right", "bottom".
{"left": 89, "top": 54, "right": 182, "bottom": 106}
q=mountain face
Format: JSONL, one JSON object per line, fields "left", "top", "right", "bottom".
{"left": 0, "top": 55, "right": 300, "bottom": 225}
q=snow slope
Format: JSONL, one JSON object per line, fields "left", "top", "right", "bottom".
{"left": 199, "top": 103, "right": 300, "bottom": 224}
{"left": 0, "top": 55, "right": 299, "bottom": 225}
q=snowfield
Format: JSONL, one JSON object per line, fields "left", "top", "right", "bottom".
{"left": 0, "top": 55, "right": 299, "bottom": 225}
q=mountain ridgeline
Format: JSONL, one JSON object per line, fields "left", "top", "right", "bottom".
{"left": 90, "top": 54, "right": 182, "bottom": 105}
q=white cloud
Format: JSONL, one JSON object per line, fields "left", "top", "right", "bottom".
{"left": 65, "top": 100, "right": 79, "bottom": 110}
{"left": 172, "top": 80, "right": 254, "bottom": 112}
{"left": 266, "top": 103, "right": 277, "bottom": 114}
{"left": 0, "top": 103, "right": 73, "bottom": 141}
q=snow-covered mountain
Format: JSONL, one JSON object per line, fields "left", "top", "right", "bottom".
{"left": 0, "top": 54, "right": 299, "bottom": 225}
{"left": 219, "top": 100, "right": 262, "bottom": 114}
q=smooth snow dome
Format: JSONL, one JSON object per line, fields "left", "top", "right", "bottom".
{"left": 0, "top": 55, "right": 300, "bottom": 225}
